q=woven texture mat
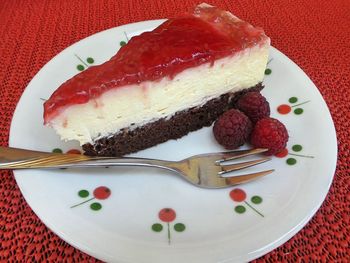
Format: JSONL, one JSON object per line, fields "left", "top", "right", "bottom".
{"left": 0, "top": 0, "right": 349, "bottom": 261}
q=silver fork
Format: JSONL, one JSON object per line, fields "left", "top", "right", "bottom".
{"left": 0, "top": 146, "right": 274, "bottom": 189}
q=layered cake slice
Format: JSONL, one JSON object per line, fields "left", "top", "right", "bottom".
{"left": 44, "top": 3, "right": 270, "bottom": 156}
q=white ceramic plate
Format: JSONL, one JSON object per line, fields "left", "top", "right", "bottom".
{"left": 9, "top": 20, "right": 337, "bottom": 262}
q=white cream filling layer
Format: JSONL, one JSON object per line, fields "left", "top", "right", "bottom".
{"left": 49, "top": 43, "right": 270, "bottom": 145}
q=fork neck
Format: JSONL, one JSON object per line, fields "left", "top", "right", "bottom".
{"left": 74, "top": 156, "right": 180, "bottom": 173}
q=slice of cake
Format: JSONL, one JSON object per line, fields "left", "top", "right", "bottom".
{"left": 44, "top": 3, "right": 270, "bottom": 156}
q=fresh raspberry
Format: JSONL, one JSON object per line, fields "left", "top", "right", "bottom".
{"left": 250, "top": 117, "right": 289, "bottom": 155}
{"left": 213, "top": 109, "right": 252, "bottom": 149}
{"left": 236, "top": 92, "right": 270, "bottom": 123}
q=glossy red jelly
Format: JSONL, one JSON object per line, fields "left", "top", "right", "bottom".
{"left": 44, "top": 5, "right": 268, "bottom": 123}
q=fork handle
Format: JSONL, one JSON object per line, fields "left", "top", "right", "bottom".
{"left": 0, "top": 146, "right": 178, "bottom": 173}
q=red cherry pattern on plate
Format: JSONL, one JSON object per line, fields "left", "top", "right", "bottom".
{"left": 230, "top": 189, "right": 264, "bottom": 217}
{"left": 152, "top": 208, "right": 185, "bottom": 244}
{"left": 41, "top": 35, "right": 127, "bottom": 100}
{"left": 73, "top": 32, "right": 129, "bottom": 72}
{"left": 277, "top": 97, "right": 310, "bottom": 115}
{"left": 275, "top": 144, "right": 314, "bottom": 165}
{"left": 71, "top": 186, "right": 111, "bottom": 211}
{"left": 119, "top": 31, "right": 129, "bottom": 47}
{"left": 264, "top": 58, "right": 273, "bottom": 75}
{"left": 66, "top": 149, "right": 81, "bottom": 154}
{"left": 52, "top": 148, "right": 81, "bottom": 154}
{"left": 75, "top": 54, "right": 95, "bottom": 71}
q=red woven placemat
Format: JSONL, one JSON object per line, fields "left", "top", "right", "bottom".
{"left": 0, "top": 0, "right": 349, "bottom": 261}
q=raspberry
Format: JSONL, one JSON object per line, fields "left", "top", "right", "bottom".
{"left": 250, "top": 117, "right": 289, "bottom": 155}
{"left": 236, "top": 92, "right": 270, "bottom": 123}
{"left": 213, "top": 109, "right": 252, "bottom": 149}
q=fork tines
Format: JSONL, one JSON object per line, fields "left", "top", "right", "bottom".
{"left": 216, "top": 148, "right": 274, "bottom": 177}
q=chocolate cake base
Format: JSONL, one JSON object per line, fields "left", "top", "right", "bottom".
{"left": 83, "top": 83, "right": 263, "bottom": 156}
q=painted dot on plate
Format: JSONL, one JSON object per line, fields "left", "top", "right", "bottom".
{"left": 235, "top": 205, "right": 246, "bottom": 214}
{"left": 93, "top": 186, "right": 111, "bottom": 200}
{"left": 277, "top": 104, "right": 291, "bottom": 114}
{"left": 67, "top": 149, "right": 81, "bottom": 154}
{"left": 294, "top": 108, "right": 303, "bottom": 115}
{"left": 275, "top": 148, "right": 288, "bottom": 158}
{"left": 174, "top": 223, "right": 186, "bottom": 232}
{"left": 152, "top": 223, "right": 163, "bottom": 232}
{"left": 292, "top": 144, "right": 303, "bottom": 152}
{"left": 90, "top": 202, "right": 102, "bottom": 211}
{"left": 77, "top": 64, "right": 85, "bottom": 71}
{"left": 86, "top": 57, "right": 94, "bottom": 64}
{"left": 289, "top": 97, "right": 298, "bottom": 103}
{"left": 264, "top": 68, "right": 272, "bottom": 75}
{"left": 230, "top": 188, "right": 246, "bottom": 202}
{"left": 78, "top": 190, "right": 89, "bottom": 198}
{"left": 287, "top": 158, "right": 297, "bottom": 165}
{"left": 52, "top": 148, "right": 63, "bottom": 153}
{"left": 251, "top": 196, "right": 263, "bottom": 204}
{"left": 120, "top": 41, "right": 126, "bottom": 46}
{"left": 159, "top": 208, "right": 176, "bottom": 222}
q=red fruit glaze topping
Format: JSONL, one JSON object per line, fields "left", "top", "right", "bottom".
{"left": 44, "top": 4, "right": 268, "bottom": 123}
